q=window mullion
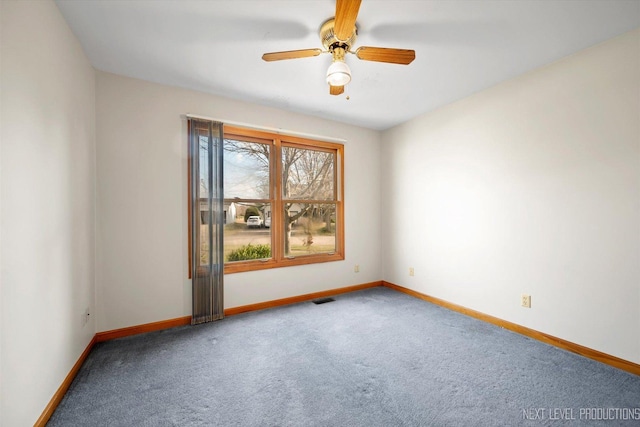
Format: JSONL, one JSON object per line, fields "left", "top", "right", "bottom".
{"left": 273, "top": 137, "right": 283, "bottom": 263}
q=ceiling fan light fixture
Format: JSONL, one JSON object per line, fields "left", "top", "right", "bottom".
{"left": 262, "top": 0, "right": 415, "bottom": 94}
{"left": 326, "top": 60, "right": 351, "bottom": 86}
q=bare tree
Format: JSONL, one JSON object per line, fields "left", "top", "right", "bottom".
{"left": 223, "top": 139, "right": 270, "bottom": 199}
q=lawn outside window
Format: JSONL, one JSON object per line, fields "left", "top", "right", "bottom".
{"left": 222, "top": 126, "right": 344, "bottom": 273}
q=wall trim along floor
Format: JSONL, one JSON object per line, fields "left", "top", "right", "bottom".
{"left": 94, "top": 281, "right": 383, "bottom": 343}
{"left": 224, "top": 281, "right": 382, "bottom": 316}
{"left": 382, "top": 281, "right": 640, "bottom": 376}
{"left": 96, "top": 316, "right": 192, "bottom": 342}
{"left": 35, "top": 280, "right": 639, "bottom": 426}
{"left": 34, "top": 335, "right": 97, "bottom": 427}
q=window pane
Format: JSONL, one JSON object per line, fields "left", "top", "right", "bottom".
{"left": 284, "top": 203, "right": 336, "bottom": 257}
{"left": 197, "top": 209, "right": 221, "bottom": 267}
{"left": 199, "top": 222, "right": 210, "bottom": 265}
{"left": 224, "top": 139, "right": 270, "bottom": 199}
{"left": 198, "top": 136, "right": 211, "bottom": 265}
{"left": 282, "top": 146, "right": 334, "bottom": 200}
{"left": 224, "top": 202, "right": 272, "bottom": 262}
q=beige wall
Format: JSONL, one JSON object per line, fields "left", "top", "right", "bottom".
{"left": 95, "top": 71, "right": 382, "bottom": 332}
{"left": 0, "top": 1, "right": 96, "bottom": 425}
{"left": 382, "top": 29, "right": 640, "bottom": 363}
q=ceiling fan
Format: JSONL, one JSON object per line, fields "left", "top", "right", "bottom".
{"left": 262, "top": 0, "right": 415, "bottom": 95}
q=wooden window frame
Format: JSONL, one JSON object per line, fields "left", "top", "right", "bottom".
{"left": 222, "top": 125, "right": 345, "bottom": 274}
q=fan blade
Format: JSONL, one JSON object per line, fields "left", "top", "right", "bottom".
{"left": 329, "top": 85, "right": 344, "bottom": 95}
{"left": 334, "top": 0, "right": 361, "bottom": 42}
{"left": 262, "top": 48, "right": 322, "bottom": 62}
{"left": 355, "top": 46, "right": 415, "bottom": 65}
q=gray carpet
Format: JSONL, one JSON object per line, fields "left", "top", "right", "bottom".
{"left": 48, "top": 287, "right": 640, "bottom": 426}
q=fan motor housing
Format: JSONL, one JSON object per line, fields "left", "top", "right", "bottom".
{"left": 320, "top": 18, "right": 358, "bottom": 52}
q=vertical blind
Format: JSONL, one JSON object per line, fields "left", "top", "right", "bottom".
{"left": 189, "top": 118, "right": 224, "bottom": 324}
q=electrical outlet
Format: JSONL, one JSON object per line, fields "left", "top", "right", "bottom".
{"left": 409, "top": 267, "right": 414, "bottom": 276}
{"left": 83, "top": 308, "right": 91, "bottom": 326}
{"left": 354, "top": 265, "right": 360, "bottom": 273}
{"left": 521, "top": 294, "right": 531, "bottom": 308}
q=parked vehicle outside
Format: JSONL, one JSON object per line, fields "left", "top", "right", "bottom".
{"left": 264, "top": 217, "right": 271, "bottom": 228}
{"left": 247, "top": 216, "right": 263, "bottom": 228}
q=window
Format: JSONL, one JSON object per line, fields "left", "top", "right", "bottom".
{"left": 222, "top": 126, "right": 344, "bottom": 273}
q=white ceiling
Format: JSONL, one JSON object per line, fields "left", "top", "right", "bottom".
{"left": 55, "top": 0, "right": 640, "bottom": 131}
